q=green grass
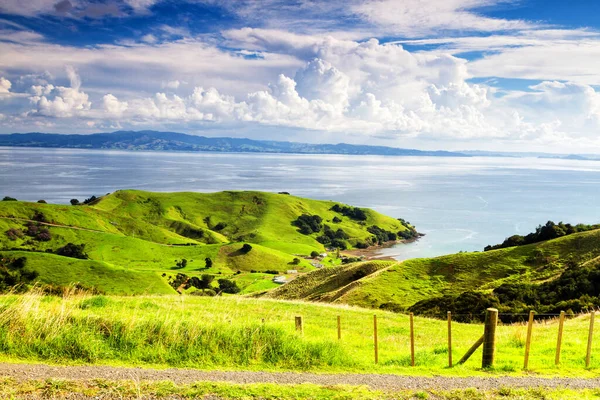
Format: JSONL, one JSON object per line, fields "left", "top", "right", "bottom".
{"left": 1, "top": 378, "right": 597, "bottom": 399}
{"left": 3, "top": 251, "right": 173, "bottom": 295}
{"left": 0, "top": 190, "right": 406, "bottom": 295}
{"left": 2, "top": 292, "right": 600, "bottom": 377}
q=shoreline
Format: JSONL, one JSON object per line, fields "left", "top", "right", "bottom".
{"left": 342, "top": 234, "right": 423, "bottom": 261}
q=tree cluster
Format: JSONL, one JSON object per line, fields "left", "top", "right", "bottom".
{"left": 407, "top": 260, "right": 600, "bottom": 322}
{"left": 0, "top": 255, "right": 39, "bottom": 292}
{"left": 316, "top": 225, "right": 349, "bottom": 249}
{"left": 330, "top": 204, "right": 367, "bottom": 221}
{"left": 292, "top": 214, "right": 323, "bottom": 235}
{"left": 484, "top": 221, "right": 600, "bottom": 251}
{"left": 367, "top": 225, "right": 397, "bottom": 245}
{"left": 55, "top": 243, "right": 89, "bottom": 259}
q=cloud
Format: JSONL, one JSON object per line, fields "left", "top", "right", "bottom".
{"left": 0, "top": 77, "right": 11, "bottom": 93}
{"left": 351, "top": 0, "right": 536, "bottom": 37}
{"left": 29, "top": 66, "right": 91, "bottom": 117}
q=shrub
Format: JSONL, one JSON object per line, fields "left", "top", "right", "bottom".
{"left": 0, "top": 255, "right": 38, "bottom": 292}
{"left": 218, "top": 279, "right": 241, "bottom": 294}
{"left": 205, "top": 257, "right": 213, "bottom": 269}
{"left": 31, "top": 211, "right": 48, "bottom": 223}
{"left": 70, "top": 199, "right": 80, "bottom": 206}
{"left": 310, "top": 251, "right": 319, "bottom": 258}
{"left": 330, "top": 204, "right": 367, "bottom": 221}
{"left": 83, "top": 195, "right": 98, "bottom": 205}
{"left": 332, "top": 216, "right": 342, "bottom": 223}
{"left": 264, "top": 270, "right": 279, "bottom": 275}
{"left": 291, "top": 257, "right": 301, "bottom": 265}
{"left": 292, "top": 214, "right": 323, "bottom": 235}
{"left": 56, "top": 243, "right": 89, "bottom": 259}
{"left": 213, "top": 222, "right": 227, "bottom": 231}
{"left": 241, "top": 244, "right": 253, "bottom": 253}
{"left": 5, "top": 228, "right": 24, "bottom": 241}
{"left": 2, "top": 196, "right": 16, "bottom": 201}
{"left": 37, "top": 200, "right": 47, "bottom": 204}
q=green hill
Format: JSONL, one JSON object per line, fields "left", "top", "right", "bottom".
{"left": 267, "top": 228, "right": 600, "bottom": 314}
{"left": 0, "top": 190, "right": 412, "bottom": 295}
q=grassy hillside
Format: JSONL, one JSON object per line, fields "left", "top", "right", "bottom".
{"left": 1, "top": 291, "right": 600, "bottom": 376}
{"left": 268, "top": 229, "right": 600, "bottom": 311}
{"left": 0, "top": 190, "right": 409, "bottom": 294}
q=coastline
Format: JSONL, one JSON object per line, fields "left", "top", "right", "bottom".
{"left": 342, "top": 234, "right": 423, "bottom": 261}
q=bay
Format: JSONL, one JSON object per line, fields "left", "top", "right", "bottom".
{"left": 1, "top": 147, "right": 600, "bottom": 260}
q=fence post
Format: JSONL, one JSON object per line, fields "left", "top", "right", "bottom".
{"left": 337, "top": 315, "right": 341, "bottom": 340}
{"left": 295, "top": 316, "right": 303, "bottom": 334}
{"left": 373, "top": 314, "right": 379, "bottom": 364}
{"left": 410, "top": 312, "right": 415, "bottom": 367}
{"left": 586, "top": 311, "right": 595, "bottom": 368}
{"left": 555, "top": 311, "right": 565, "bottom": 366}
{"left": 523, "top": 310, "right": 535, "bottom": 370}
{"left": 447, "top": 311, "right": 452, "bottom": 368}
{"left": 482, "top": 308, "right": 498, "bottom": 368}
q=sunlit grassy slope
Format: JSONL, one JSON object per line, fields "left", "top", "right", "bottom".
{"left": 268, "top": 229, "right": 600, "bottom": 310}
{"left": 1, "top": 292, "right": 600, "bottom": 376}
{"left": 0, "top": 190, "right": 407, "bottom": 294}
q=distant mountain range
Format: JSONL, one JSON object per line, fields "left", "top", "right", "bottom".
{"left": 0, "top": 131, "right": 468, "bottom": 157}
{"left": 0, "top": 131, "right": 598, "bottom": 160}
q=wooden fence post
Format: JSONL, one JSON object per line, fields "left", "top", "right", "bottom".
{"left": 523, "top": 310, "right": 535, "bottom": 370}
{"left": 410, "top": 312, "right": 415, "bottom": 367}
{"left": 586, "top": 311, "right": 595, "bottom": 368}
{"left": 482, "top": 308, "right": 498, "bottom": 368}
{"left": 373, "top": 314, "right": 378, "bottom": 364}
{"left": 555, "top": 311, "right": 565, "bottom": 366}
{"left": 295, "top": 316, "right": 303, "bottom": 334}
{"left": 447, "top": 311, "right": 452, "bottom": 368}
{"left": 337, "top": 315, "right": 341, "bottom": 340}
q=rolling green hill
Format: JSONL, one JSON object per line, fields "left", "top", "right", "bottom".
{"left": 267, "top": 228, "right": 600, "bottom": 313}
{"left": 0, "top": 190, "right": 412, "bottom": 295}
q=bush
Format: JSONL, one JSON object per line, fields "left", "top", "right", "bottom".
{"left": 367, "top": 225, "right": 397, "bottom": 245}
{"left": 2, "top": 196, "right": 16, "bottom": 201}
{"left": 55, "top": 243, "right": 89, "bottom": 259}
{"left": 83, "top": 195, "right": 98, "bottom": 205}
{"left": 264, "top": 270, "right": 279, "bottom": 275}
{"left": 291, "top": 257, "right": 301, "bottom": 265}
{"left": 5, "top": 228, "right": 24, "bottom": 241}
{"left": 330, "top": 204, "right": 367, "bottom": 221}
{"left": 213, "top": 222, "right": 227, "bottom": 231}
{"left": 70, "top": 199, "right": 80, "bottom": 206}
{"left": 218, "top": 279, "right": 241, "bottom": 294}
{"left": 310, "top": 251, "right": 320, "bottom": 258}
{"left": 332, "top": 216, "right": 342, "bottom": 223}
{"left": 292, "top": 214, "right": 323, "bottom": 235}
{"left": 205, "top": 257, "right": 213, "bottom": 269}
{"left": 37, "top": 200, "right": 47, "bottom": 204}
{"left": 241, "top": 244, "right": 253, "bottom": 253}
{"left": 0, "top": 255, "right": 38, "bottom": 292}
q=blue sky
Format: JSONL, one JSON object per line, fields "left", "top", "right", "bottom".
{"left": 1, "top": 0, "right": 600, "bottom": 152}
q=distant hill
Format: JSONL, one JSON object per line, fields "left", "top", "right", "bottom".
{"left": 0, "top": 130, "right": 468, "bottom": 157}
{"left": 0, "top": 190, "right": 413, "bottom": 295}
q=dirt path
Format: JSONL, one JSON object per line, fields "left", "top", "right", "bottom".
{"left": 1, "top": 363, "right": 599, "bottom": 390}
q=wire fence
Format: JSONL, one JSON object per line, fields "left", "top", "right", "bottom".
{"left": 289, "top": 308, "right": 597, "bottom": 369}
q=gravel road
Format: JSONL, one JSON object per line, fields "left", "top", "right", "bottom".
{"left": 1, "top": 363, "right": 599, "bottom": 390}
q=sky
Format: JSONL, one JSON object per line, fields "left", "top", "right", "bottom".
{"left": 1, "top": 0, "right": 600, "bottom": 152}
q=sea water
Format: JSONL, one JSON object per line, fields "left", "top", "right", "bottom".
{"left": 1, "top": 147, "right": 599, "bottom": 260}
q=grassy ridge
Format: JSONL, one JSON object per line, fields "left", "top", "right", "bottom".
{"left": 0, "top": 190, "right": 407, "bottom": 294}
{"left": 1, "top": 292, "right": 600, "bottom": 376}
{"left": 267, "top": 229, "right": 600, "bottom": 310}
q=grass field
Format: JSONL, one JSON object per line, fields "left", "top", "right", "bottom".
{"left": 2, "top": 378, "right": 596, "bottom": 400}
{"left": 1, "top": 291, "right": 600, "bottom": 377}
{"left": 0, "top": 190, "right": 409, "bottom": 295}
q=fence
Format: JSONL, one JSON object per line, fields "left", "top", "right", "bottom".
{"left": 291, "top": 309, "right": 597, "bottom": 369}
